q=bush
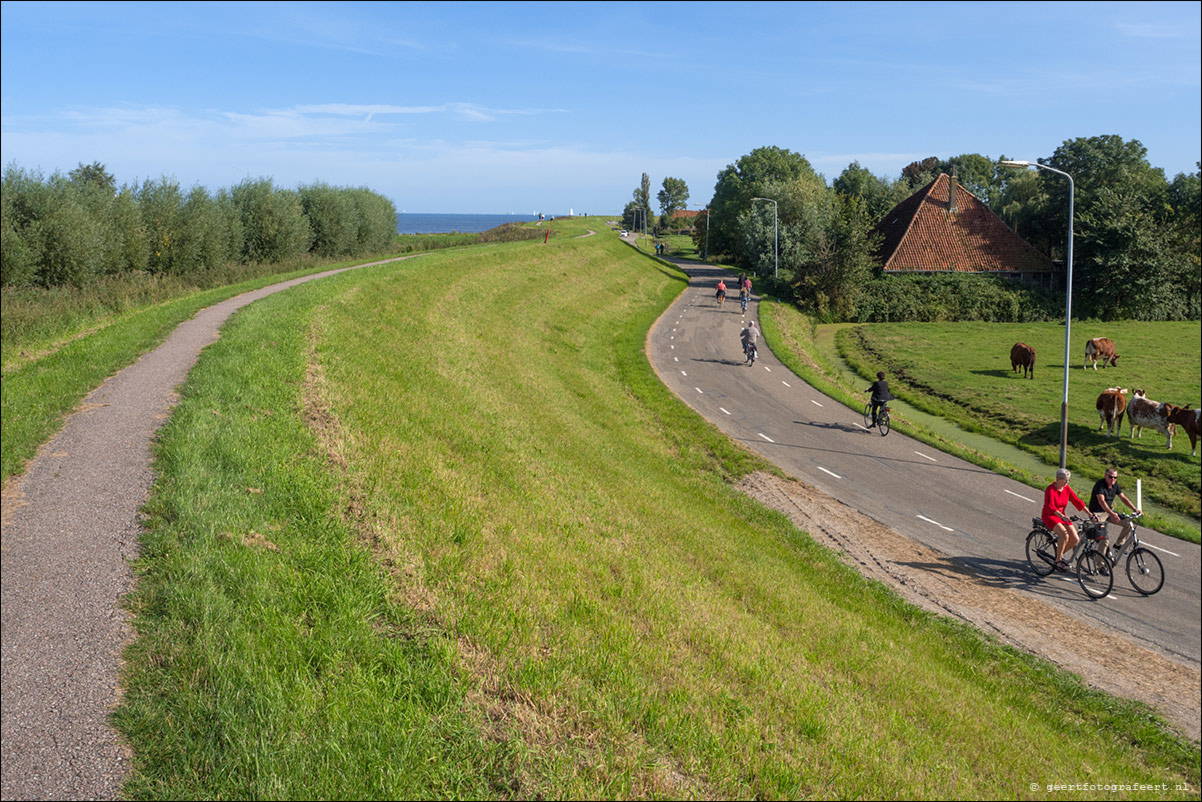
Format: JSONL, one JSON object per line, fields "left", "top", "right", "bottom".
{"left": 232, "top": 178, "right": 312, "bottom": 263}
{"left": 852, "top": 273, "right": 1062, "bottom": 322}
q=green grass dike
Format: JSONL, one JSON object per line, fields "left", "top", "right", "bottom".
{"left": 112, "top": 218, "right": 1197, "bottom": 798}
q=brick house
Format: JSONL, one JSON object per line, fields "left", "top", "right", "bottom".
{"left": 874, "top": 173, "right": 1060, "bottom": 288}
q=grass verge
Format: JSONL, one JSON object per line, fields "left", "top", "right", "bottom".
{"left": 117, "top": 231, "right": 1199, "bottom": 798}
{"left": 759, "top": 302, "right": 1201, "bottom": 544}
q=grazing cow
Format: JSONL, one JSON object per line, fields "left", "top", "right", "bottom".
{"left": 1095, "top": 388, "right": 1128, "bottom": 437}
{"left": 1010, "top": 342, "right": 1035, "bottom": 379}
{"left": 1127, "top": 390, "right": 1181, "bottom": 449}
{"left": 1166, "top": 405, "right": 1201, "bottom": 457}
{"left": 1084, "top": 337, "right": 1120, "bottom": 370}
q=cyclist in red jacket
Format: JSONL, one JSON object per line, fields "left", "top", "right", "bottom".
{"left": 1042, "top": 468, "right": 1097, "bottom": 572}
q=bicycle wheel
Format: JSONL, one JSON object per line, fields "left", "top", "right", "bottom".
{"left": 1125, "top": 547, "right": 1164, "bottom": 595}
{"left": 1025, "top": 529, "right": 1057, "bottom": 577}
{"left": 1076, "top": 550, "right": 1114, "bottom": 599}
{"left": 878, "top": 410, "right": 891, "bottom": 436}
{"left": 863, "top": 403, "right": 874, "bottom": 429}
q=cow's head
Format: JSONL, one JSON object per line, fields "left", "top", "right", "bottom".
{"left": 1110, "top": 354, "right": 1121, "bottom": 366}
{"left": 1133, "top": 389, "right": 1146, "bottom": 399}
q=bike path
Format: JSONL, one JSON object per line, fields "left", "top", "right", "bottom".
{"left": 646, "top": 261, "right": 1201, "bottom": 669}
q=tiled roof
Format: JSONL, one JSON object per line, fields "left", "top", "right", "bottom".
{"left": 670, "top": 209, "right": 701, "bottom": 218}
{"left": 874, "top": 174, "right": 1058, "bottom": 274}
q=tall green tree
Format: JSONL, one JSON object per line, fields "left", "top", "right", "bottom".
{"left": 656, "top": 176, "right": 689, "bottom": 225}
{"left": 832, "top": 161, "right": 907, "bottom": 222}
{"left": 708, "top": 146, "right": 820, "bottom": 261}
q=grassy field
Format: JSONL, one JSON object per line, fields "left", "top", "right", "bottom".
{"left": 113, "top": 218, "right": 1198, "bottom": 799}
{"left": 836, "top": 321, "right": 1201, "bottom": 521}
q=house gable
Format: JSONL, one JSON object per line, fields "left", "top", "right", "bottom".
{"left": 874, "top": 173, "right": 1058, "bottom": 279}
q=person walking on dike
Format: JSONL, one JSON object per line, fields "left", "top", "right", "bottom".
{"left": 1043, "top": 468, "right": 1097, "bottom": 572}
{"left": 716, "top": 279, "right": 727, "bottom": 306}
{"left": 1089, "top": 468, "right": 1141, "bottom": 551}
{"left": 740, "top": 320, "right": 759, "bottom": 363}
{"left": 866, "top": 371, "right": 893, "bottom": 428}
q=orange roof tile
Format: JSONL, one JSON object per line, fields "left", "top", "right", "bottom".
{"left": 874, "top": 174, "right": 1057, "bottom": 274}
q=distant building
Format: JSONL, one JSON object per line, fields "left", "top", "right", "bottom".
{"left": 874, "top": 173, "right": 1060, "bottom": 288}
{"left": 669, "top": 209, "right": 701, "bottom": 221}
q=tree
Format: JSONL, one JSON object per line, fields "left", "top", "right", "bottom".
{"left": 708, "top": 146, "right": 820, "bottom": 261}
{"left": 657, "top": 176, "right": 689, "bottom": 225}
{"left": 832, "top": 161, "right": 907, "bottom": 222}
{"left": 68, "top": 161, "right": 116, "bottom": 194}
{"left": 945, "top": 153, "right": 1001, "bottom": 207}
{"left": 900, "top": 156, "right": 940, "bottom": 190}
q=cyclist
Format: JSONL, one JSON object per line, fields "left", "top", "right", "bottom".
{"left": 1042, "top": 468, "right": 1097, "bottom": 572}
{"left": 740, "top": 321, "right": 759, "bottom": 363}
{"left": 716, "top": 280, "right": 727, "bottom": 306}
{"left": 740, "top": 286, "right": 750, "bottom": 312}
{"left": 866, "top": 371, "right": 893, "bottom": 428}
{"left": 1088, "top": 468, "right": 1141, "bottom": 551}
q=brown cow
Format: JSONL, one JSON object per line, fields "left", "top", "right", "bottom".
{"left": 1127, "top": 390, "right": 1180, "bottom": 449}
{"left": 1096, "top": 388, "right": 1128, "bottom": 437}
{"left": 1010, "top": 342, "right": 1035, "bottom": 379}
{"left": 1166, "top": 405, "right": 1201, "bottom": 457}
{"left": 1084, "top": 337, "right": 1119, "bottom": 370}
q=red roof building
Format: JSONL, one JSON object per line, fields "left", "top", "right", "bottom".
{"left": 874, "top": 173, "right": 1059, "bottom": 287}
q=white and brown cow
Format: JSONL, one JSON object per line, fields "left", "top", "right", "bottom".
{"left": 1166, "top": 405, "right": 1201, "bottom": 457}
{"left": 1096, "top": 388, "right": 1128, "bottom": 437}
{"left": 1127, "top": 390, "right": 1181, "bottom": 449}
{"left": 1010, "top": 342, "right": 1035, "bottom": 379}
{"left": 1084, "top": 337, "right": 1120, "bottom": 370}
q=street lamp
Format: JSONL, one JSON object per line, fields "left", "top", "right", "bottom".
{"left": 1001, "top": 159, "right": 1075, "bottom": 469}
{"left": 703, "top": 206, "right": 711, "bottom": 261}
{"left": 750, "top": 197, "right": 778, "bottom": 279}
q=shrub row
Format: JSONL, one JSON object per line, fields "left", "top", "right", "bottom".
{"left": 850, "top": 273, "right": 1064, "bottom": 322}
{"left": 1, "top": 165, "right": 397, "bottom": 288}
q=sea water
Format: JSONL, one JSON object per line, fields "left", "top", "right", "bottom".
{"left": 396, "top": 213, "right": 540, "bottom": 234}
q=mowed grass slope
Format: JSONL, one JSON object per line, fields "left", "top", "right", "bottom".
{"left": 836, "top": 322, "right": 1201, "bottom": 521}
{"left": 119, "top": 223, "right": 1198, "bottom": 799}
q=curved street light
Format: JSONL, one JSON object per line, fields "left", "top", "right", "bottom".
{"left": 1000, "top": 159, "right": 1075, "bottom": 469}
{"left": 749, "top": 197, "right": 778, "bottom": 279}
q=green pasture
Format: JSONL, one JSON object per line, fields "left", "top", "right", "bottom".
{"left": 834, "top": 321, "right": 1201, "bottom": 521}
{"left": 115, "top": 222, "right": 1197, "bottom": 799}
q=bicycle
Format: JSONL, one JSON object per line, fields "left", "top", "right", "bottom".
{"left": 862, "top": 402, "right": 891, "bottom": 436}
{"left": 1025, "top": 515, "right": 1113, "bottom": 599}
{"left": 1104, "top": 512, "right": 1164, "bottom": 595}
{"left": 744, "top": 341, "right": 758, "bottom": 366}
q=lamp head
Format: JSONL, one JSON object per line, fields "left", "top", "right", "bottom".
{"left": 1000, "top": 160, "right": 1032, "bottom": 168}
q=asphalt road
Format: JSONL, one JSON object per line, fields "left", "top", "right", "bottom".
{"left": 646, "top": 259, "right": 1201, "bottom": 669}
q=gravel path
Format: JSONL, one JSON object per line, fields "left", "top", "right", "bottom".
{"left": 0, "top": 256, "right": 418, "bottom": 800}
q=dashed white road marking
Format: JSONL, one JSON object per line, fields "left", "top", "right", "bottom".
{"left": 810, "top": 399, "right": 823, "bottom": 407}
{"left": 914, "top": 451, "right": 937, "bottom": 462}
{"left": 917, "top": 514, "right": 954, "bottom": 531}
{"left": 763, "top": 366, "right": 772, "bottom": 372}
{"left": 1143, "top": 542, "right": 1181, "bottom": 558}
{"left": 782, "top": 381, "right": 791, "bottom": 388}
{"left": 719, "top": 407, "right": 731, "bottom": 415}
{"left": 818, "top": 466, "right": 842, "bottom": 479}
{"left": 681, "top": 370, "right": 687, "bottom": 377}
{"left": 758, "top": 433, "right": 775, "bottom": 443}
{"left": 1004, "top": 489, "right": 1037, "bottom": 503}
{"left": 695, "top": 387, "right": 704, "bottom": 394}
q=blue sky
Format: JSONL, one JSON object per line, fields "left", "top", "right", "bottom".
{"left": 2, "top": 1, "right": 1199, "bottom": 214}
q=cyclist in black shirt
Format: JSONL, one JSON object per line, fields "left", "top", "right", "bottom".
{"left": 1088, "top": 468, "right": 1141, "bottom": 550}
{"left": 867, "top": 371, "right": 893, "bottom": 428}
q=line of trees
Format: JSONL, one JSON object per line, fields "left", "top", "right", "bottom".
{"left": 622, "top": 173, "right": 691, "bottom": 232}
{"left": 692, "top": 138, "right": 1200, "bottom": 322}
{"left": 1, "top": 162, "right": 399, "bottom": 288}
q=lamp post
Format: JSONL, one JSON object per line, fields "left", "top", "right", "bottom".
{"left": 703, "top": 206, "right": 711, "bottom": 261}
{"left": 750, "top": 197, "right": 778, "bottom": 279}
{"left": 1001, "top": 159, "right": 1074, "bottom": 469}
